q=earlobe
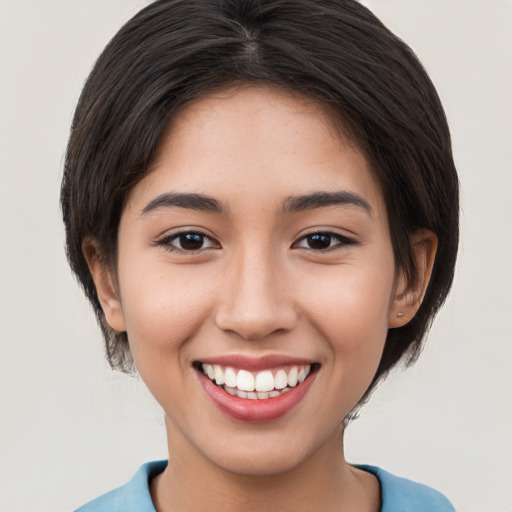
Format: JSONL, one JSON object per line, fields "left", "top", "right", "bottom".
{"left": 82, "top": 238, "right": 126, "bottom": 332}
{"left": 388, "top": 229, "right": 438, "bottom": 328}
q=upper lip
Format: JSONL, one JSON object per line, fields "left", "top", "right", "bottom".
{"left": 195, "top": 354, "right": 317, "bottom": 372}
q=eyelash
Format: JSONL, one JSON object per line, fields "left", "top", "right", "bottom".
{"left": 293, "top": 231, "right": 357, "bottom": 252}
{"left": 156, "top": 230, "right": 357, "bottom": 253}
{"left": 156, "top": 231, "right": 218, "bottom": 253}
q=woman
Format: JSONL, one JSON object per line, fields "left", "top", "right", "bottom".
{"left": 61, "top": 1, "right": 459, "bottom": 510}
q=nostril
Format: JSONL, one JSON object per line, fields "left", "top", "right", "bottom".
{"left": 214, "top": 312, "right": 298, "bottom": 342}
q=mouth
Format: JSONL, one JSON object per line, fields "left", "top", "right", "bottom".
{"left": 196, "top": 362, "right": 316, "bottom": 399}
{"left": 193, "top": 358, "right": 320, "bottom": 422}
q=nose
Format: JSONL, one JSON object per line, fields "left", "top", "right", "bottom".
{"left": 214, "top": 249, "right": 298, "bottom": 342}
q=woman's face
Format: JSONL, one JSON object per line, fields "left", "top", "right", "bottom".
{"left": 100, "top": 86, "right": 405, "bottom": 475}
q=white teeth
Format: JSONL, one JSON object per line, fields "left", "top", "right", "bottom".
{"left": 287, "top": 366, "right": 298, "bottom": 387}
{"left": 202, "top": 363, "right": 216, "bottom": 381}
{"left": 222, "top": 384, "right": 292, "bottom": 399}
{"left": 274, "top": 369, "right": 288, "bottom": 389}
{"left": 237, "top": 370, "right": 255, "bottom": 392}
{"left": 255, "top": 370, "right": 274, "bottom": 392}
{"left": 224, "top": 367, "right": 237, "bottom": 388}
{"left": 201, "top": 363, "right": 314, "bottom": 398}
{"left": 214, "top": 365, "right": 224, "bottom": 385}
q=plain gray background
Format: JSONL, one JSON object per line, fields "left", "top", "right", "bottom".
{"left": 1, "top": 1, "right": 511, "bottom": 511}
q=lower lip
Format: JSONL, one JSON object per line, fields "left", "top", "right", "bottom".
{"left": 196, "top": 370, "right": 317, "bottom": 423}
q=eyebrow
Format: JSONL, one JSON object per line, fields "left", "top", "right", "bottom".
{"left": 141, "top": 192, "right": 226, "bottom": 216}
{"left": 281, "top": 191, "right": 372, "bottom": 215}
{"left": 140, "top": 190, "right": 371, "bottom": 217}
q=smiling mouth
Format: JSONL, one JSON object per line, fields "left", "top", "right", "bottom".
{"left": 194, "top": 362, "right": 319, "bottom": 400}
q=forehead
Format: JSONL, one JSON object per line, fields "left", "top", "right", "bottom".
{"left": 126, "top": 85, "right": 385, "bottom": 218}
{"left": 156, "top": 84, "right": 358, "bottom": 165}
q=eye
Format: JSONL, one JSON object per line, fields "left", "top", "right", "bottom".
{"left": 158, "top": 231, "right": 219, "bottom": 252}
{"left": 294, "top": 232, "right": 356, "bottom": 251}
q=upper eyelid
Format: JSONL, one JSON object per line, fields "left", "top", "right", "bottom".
{"left": 296, "top": 225, "right": 358, "bottom": 238}
{"left": 157, "top": 227, "right": 215, "bottom": 241}
{"left": 155, "top": 228, "right": 356, "bottom": 247}
{"left": 155, "top": 230, "right": 220, "bottom": 251}
{"left": 294, "top": 230, "right": 356, "bottom": 243}
{"left": 292, "top": 231, "right": 359, "bottom": 252}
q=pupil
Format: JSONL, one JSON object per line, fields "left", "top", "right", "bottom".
{"left": 308, "top": 234, "right": 331, "bottom": 249}
{"left": 181, "top": 233, "right": 203, "bottom": 250}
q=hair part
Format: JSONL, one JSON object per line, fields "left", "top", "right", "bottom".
{"left": 61, "top": 0, "right": 459, "bottom": 400}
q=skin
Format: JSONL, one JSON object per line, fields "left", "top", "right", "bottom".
{"left": 85, "top": 85, "right": 437, "bottom": 512}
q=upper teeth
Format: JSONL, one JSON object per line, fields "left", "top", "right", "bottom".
{"left": 201, "top": 364, "right": 311, "bottom": 392}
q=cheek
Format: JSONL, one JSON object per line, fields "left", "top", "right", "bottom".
{"left": 300, "top": 263, "right": 394, "bottom": 378}
{"left": 308, "top": 266, "right": 393, "bottom": 333}
{"left": 116, "top": 262, "right": 219, "bottom": 413}
{"left": 117, "top": 259, "right": 215, "bottom": 357}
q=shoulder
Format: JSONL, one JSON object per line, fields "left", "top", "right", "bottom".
{"left": 73, "top": 460, "right": 167, "bottom": 512}
{"left": 357, "top": 465, "right": 456, "bottom": 512}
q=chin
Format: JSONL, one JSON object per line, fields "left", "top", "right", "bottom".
{"left": 198, "top": 429, "right": 329, "bottom": 477}
{"left": 215, "top": 448, "right": 311, "bottom": 477}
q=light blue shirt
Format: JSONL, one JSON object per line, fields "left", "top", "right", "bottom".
{"left": 75, "top": 460, "right": 455, "bottom": 511}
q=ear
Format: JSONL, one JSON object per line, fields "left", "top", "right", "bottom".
{"left": 388, "top": 229, "right": 438, "bottom": 328}
{"left": 82, "top": 238, "right": 126, "bottom": 332}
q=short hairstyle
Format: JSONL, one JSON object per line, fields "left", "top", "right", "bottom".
{"left": 61, "top": 0, "right": 459, "bottom": 401}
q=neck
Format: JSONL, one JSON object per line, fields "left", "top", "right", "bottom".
{"left": 151, "top": 416, "right": 380, "bottom": 512}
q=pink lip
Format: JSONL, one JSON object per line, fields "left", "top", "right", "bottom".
{"left": 196, "top": 366, "right": 318, "bottom": 423}
{"left": 198, "top": 354, "right": 315, "bottom": 371}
